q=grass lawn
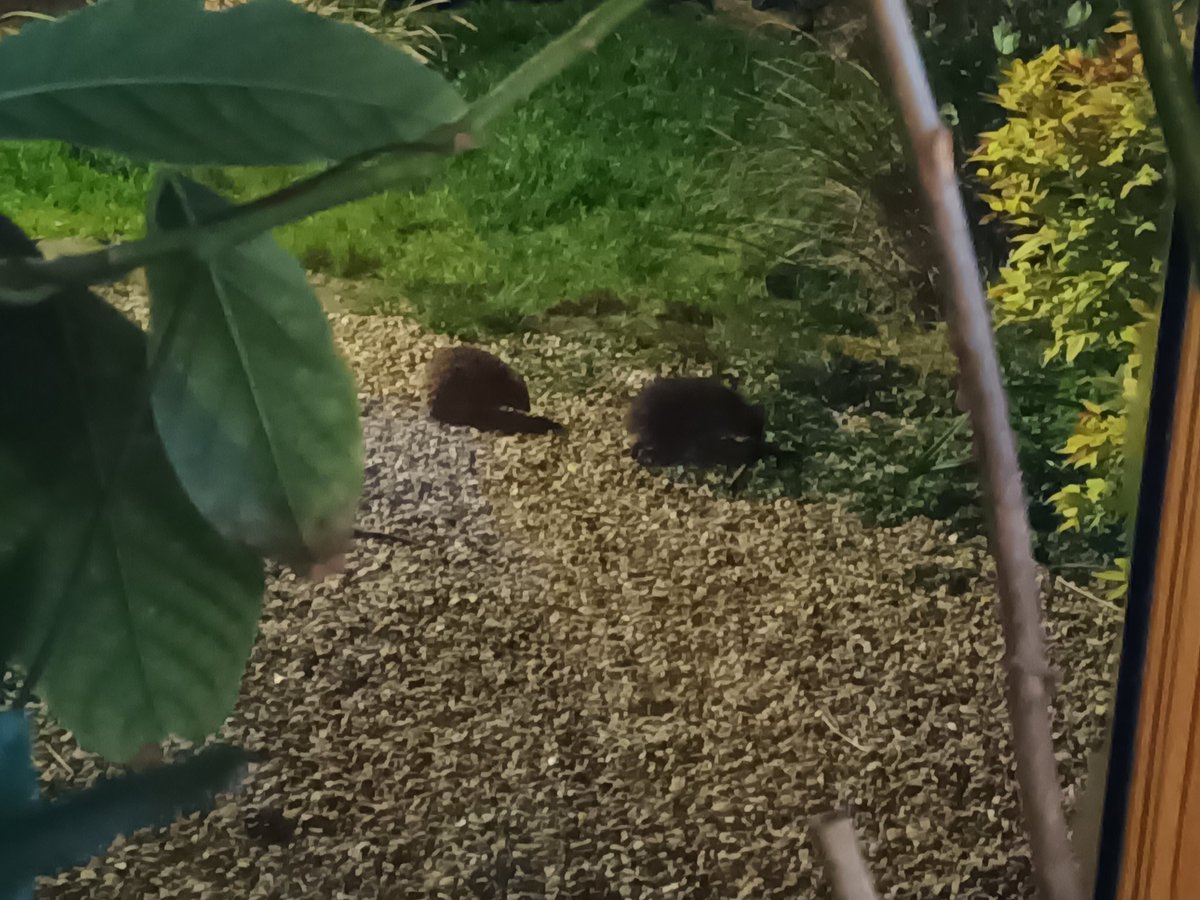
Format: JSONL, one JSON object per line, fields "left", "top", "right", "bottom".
{"left": 0, "top": 0, "right": 1114, "bottom": 569}
{"left": 0, "top": 0, "right": 878, "bottom": 340}
{"left": 0, "top": 0, "right": 902, "bottom": 348}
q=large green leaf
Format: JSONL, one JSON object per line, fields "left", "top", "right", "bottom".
{"left": 0, "top": 0, "right": 466, "bottom": 165}
{"left": 0, "top": 743, "right": 253, "bottom": 896}
{"left": 145, "top": 173, "right": 363, "bottom": 570}
{"left": 0, "top": 218, "right": 264, "bottom": 762}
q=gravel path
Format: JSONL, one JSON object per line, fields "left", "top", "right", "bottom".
{"left": 26, "top": 288, "right": 1121, "bottom": 899}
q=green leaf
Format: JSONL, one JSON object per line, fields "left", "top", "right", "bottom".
{"left": 0, "top": 219, "right": 263, "bottom": 762}
{"left": 1067, "top": 1, "right": 1092, "bottom": 29}
{"left": 0, "top": 744, "right": 253, "bottom": 894}
{"left": 0, "top": 0, "right": 466, "bottom": 165}
{"left": 145, "top": 173, "right": 363, "bottom": 570}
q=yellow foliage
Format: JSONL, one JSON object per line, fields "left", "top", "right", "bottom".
{"left": 973, "top": 16, "right": 1171, "bottom": 579}
{"left": 1096, "top": 556, "right": 1131, "bottom": 601}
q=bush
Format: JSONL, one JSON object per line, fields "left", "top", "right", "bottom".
{"left": 732, "top": 328, "right": 1108, "bottom": 567}
{"left": 821, "top": 1, "right": 1122, "bottom": 300}
{"left": 714, "top": 51, "right": 924, "bottom": 323}
{"left": 972, "top": 17, "right": 1170, "bottom": 550}
{"left": 911, "top": 0, "right": 1120, "bottom": 149}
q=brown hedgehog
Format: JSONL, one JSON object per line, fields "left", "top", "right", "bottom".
{"left": 627, "top": 376, "right": 767, "bottom": 469}
{"left": 424, "top": 345, "right": 563, "bottom": 436}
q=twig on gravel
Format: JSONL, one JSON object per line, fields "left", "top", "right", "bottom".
{"left": 812, "top": 811, "right": 880, "bottom": 900}
{"left": 864, "top": 2, "right": 1084, "bottom": 899}
{"left": 352, "top": 527, "right": 415, "bottom": 546}
{"left": 1055, "top": 576, "right": 1122, "bottom": 613}
{"left": 45, "top": 744, "right": 74, "bottom": 780}
{"left": 819, "top": 705, "right": 868, "bottom": 752}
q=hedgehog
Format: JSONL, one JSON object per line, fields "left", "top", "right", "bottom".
{"left": 424, "top": 345, "right": 564, "bottom": 436}
{"left": 627, "top": 376, "right": 768, "bottom": 469}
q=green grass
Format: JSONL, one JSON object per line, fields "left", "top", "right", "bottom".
{"left": 0, "top": 0, "right": 1122, "bottom": 570}
{"left": 365, "top": 0, "right": 790, "bottom": 333}
{"left": 0, "top": 0, "right": 906, "bottom": 353}
{"left": 0, "top": 0, "right": 844, "bottom": 338}
{"left": 0, "top": 142, "right": 151, "bottom": 243}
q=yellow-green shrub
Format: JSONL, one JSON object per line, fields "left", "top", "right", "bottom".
{"left": 972, "top": 17, "right": 1170, "bottom": 553}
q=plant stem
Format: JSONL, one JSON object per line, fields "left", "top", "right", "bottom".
{"left": 0, "top": 147, "right": 450, "bottom": 295}
{"left": 923, "top": 412, "right": 967, "bottom": 462}
{"left": 466, "top": 0, "right": 648, "bottom": 133}
{"left": 1128, "top": 0, "right": 1200, "bottom": 263}
{"left": 0, "top": 0, "right": 648, "bottom": 303}
{"left": 14, "top": 296, "right": 190, "bottom": 708}
{"left": 865, "top": 1, "right": 1084, "bottom": 899}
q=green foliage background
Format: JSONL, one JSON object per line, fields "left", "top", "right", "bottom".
{"left": 0, "top": 0, "right": 1159, "bottom": 576}
{"left": 974, "top": 17, "right": 1172, "bottom": 585}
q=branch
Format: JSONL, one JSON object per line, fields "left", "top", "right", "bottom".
{"left": 0, "top": 0, "right": 649, "bottom": 300}
{"left": 864, "top": 2, "right": 1084, "bottom": 899}
{"left": 465, "top": 0, "right": 647, "bottom": 133}
{"left": 812, "top": 811, "right": 880, "bottom": 900}
{"left": 1127, "top": 0, "right": 1200, "bottom": 263}
{"left": 0, "top": 144, "right": 453, "bottom": 299}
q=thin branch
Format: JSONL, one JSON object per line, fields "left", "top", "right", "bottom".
{"left": 812, "top": 811, "right": 880, "bottom": 900}
{"left": 44, "top": 744, "right": 74, "bottom": 780}
{"left": 1128, "top": 0, "right": 1200, "bottom": 264}
{"left": 352, "top": 527, "right": 415, "bottom": 546}
{"left": 463, "top": 0, "right": 646, "bottom": 133}
{"left": 819, "top": 705, "right": 869, "bottom": 752}
{"left": 864, "top": 2, "right": 1084, "bottom": 899}
{"left": 0, "top": 145, "right": 453, "bottom": 300}
{"left": 1055, "top": 575, "right": 1122, "bottom": 613}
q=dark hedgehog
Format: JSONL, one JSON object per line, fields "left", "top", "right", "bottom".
{"left": 627, "top": 376, "right": 767, "bottom": 469}
{"left": 424, "top": 345, "right": 564, "bottom": 436}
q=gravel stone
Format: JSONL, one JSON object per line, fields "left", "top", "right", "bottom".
{"left": 23, "top": 283, "right": 1120, "bottom": 898}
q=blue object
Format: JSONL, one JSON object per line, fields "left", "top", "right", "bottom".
{"left": 0, "top": 709, "right": 39, "bottom": 900}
